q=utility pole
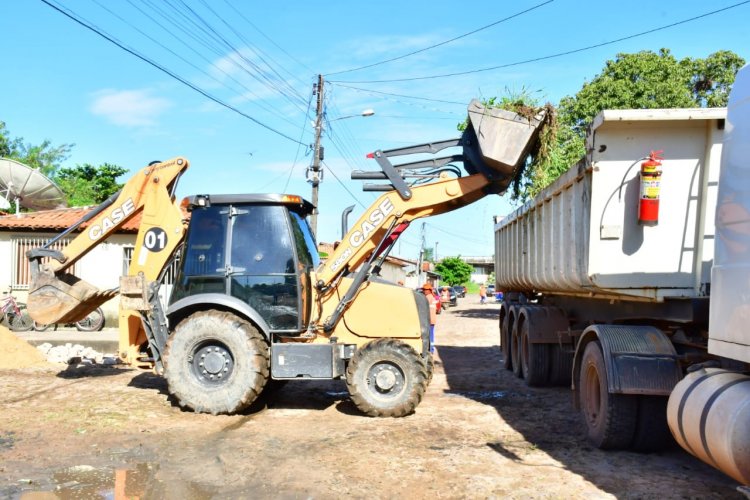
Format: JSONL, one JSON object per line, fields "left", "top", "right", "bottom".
{"left": 309, "top": 74, "right": 324, "bottom": 236}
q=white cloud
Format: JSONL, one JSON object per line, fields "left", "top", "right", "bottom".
{"left": 89, "top": 89, "right": 172, "bottom": 127}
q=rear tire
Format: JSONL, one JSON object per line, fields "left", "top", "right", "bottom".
{"left": 75, "top": 307, "right": 104, "bottom": 332}
{"left": 500, "top": 312, "right": 512, "bottom": 371}
{"left": 511, "top": 319, "right": 523, "bottom": 378}
{"left": 6, "top": 303, "right": 33, "bottom": 332}
{"left": 631, "top": 396, "right": 674, "bottom": 452}
{"left": 579, "top": 341, "right": 637, "bottom": 449}
{"left": 33, "top": 321, "right": 52, "bottom": 332}
{"left": 520, "top": 320, "right": 550, "bottom": 387}
{"left": 346, "top": 338, "right": 427, "bottom": 417}
{"left": 548, "top": 344, "right": 574, "bottom": 386}
{"left": 164, "top": 310, "right": 269, "bottom": 415}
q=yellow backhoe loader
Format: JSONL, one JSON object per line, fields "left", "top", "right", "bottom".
{"left": 25, "top": 100, "right": 545, "bottom": 416}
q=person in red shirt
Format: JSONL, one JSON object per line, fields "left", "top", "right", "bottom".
{"left": 421, "top": 283, "right": 437, "bottom": 353}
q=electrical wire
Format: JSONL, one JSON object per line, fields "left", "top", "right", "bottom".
{"left": 42, "top": 0, "right": 307, "bottom": 146}
{"left": 324, "top": 0, "right": 554, "bottom": 76}
{"left": 331, "top": 1, "right": 750, "bottom": 84}
{"left": 91, "top": 0, "right": 305, "bottom": 131}
{"left": 331, "top": 83, "right": 466, "bottom": 106}
{"left": 321, "top": 161, "right": 367, "bottom": 210}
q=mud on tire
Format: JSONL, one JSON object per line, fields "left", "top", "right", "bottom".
{"left": 579, "top": 341, "right": 637, "bottom": 449}
{"left": 164, "top": 310, "right": 269, "bottom": 415}
{"left": 346, "top": 338, "right": 428, "bottom": 417}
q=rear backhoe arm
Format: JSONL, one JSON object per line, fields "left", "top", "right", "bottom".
{"left": 26, "top": 157, "right": 189, "bottom": 325}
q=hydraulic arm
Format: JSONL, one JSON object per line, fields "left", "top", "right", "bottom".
{"left": 313, "top": 99, "right": 547, "bottom": 332}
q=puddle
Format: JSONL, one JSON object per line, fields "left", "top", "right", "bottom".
{"left": 16, "top": 463, "right": 213, "bottom": 499}
{"left": 444, "top": 390, "right": 509, "bottom": 400}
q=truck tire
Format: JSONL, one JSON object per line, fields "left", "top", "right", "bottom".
{"left": 579, "top": 341, "right": 637, "bottom": 449}
{"left": 520, "top": 320, "right": 549, "bottom": 387}
{"left": 500, "top": 312, "right": 512, "bottom": 371}
{"left": 164, "top": 310, "right": 269, "bottom": 415}
{"left": 346, "top": 338, "right": 428, "bottom": 417}
{"left": 631, "top": 396, "right": 674, "bottom": 452}
{"left": 548, "top": 344, "right": 574, "bottom": 386}
{"left": 511, "top": 317, "right": 523, "bottom": 378}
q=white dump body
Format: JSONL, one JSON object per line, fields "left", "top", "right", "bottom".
{"left": 494, "top": 108, "right": 726, "bottom": 302}
{"left": 709, "top": 64, "right": 750, "bottom": 363}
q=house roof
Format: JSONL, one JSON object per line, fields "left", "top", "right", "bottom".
{"left": 0, "top": 207, "right": 144, "bottom": 233}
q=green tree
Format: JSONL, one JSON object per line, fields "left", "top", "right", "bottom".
{"left": 0, "top": 120, "right": 73, "bottom": 176}
{"left": 472, "top": 49, "right": 745, "bottom": 203}
{"left": 55, "top": 163, "right": 128, "bottom": 206}
{"left": 435, "top": 257, "right": 473, "bottom": 286}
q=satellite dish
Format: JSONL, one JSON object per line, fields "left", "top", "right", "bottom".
{"left": 0, "top": 158, "right": 67, "bottom": 212}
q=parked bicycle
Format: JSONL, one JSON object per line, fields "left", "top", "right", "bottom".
{"left": 0, "top": 291, "right": 33, "bottom": 332}
{"left": 33, "top": 306, "right": 105, "bottom": 332}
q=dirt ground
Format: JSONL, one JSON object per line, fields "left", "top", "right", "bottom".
{"left": 0, "top": 299, "right": 744, "bottom": 499}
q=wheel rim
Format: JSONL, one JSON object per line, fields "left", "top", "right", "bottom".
{"left": 366, "top": 361, "right": 406, "bottom": 398}
{"left": 189, "top": 341, "right": 235, "bottom": 386}
{"left": 583, "top": 364, "right": 602, "bottom": 427}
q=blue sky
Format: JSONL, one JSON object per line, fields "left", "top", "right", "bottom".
{"left": 1, "top": 0, "right": 748, "bottom": 261}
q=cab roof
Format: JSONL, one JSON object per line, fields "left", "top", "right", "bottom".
{"left": 182, "top": 193, "right": 314, "bottom": 216}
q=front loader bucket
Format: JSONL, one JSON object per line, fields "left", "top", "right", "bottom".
{"left": 27, "top": 267, "right": 117, "bottom": 325}
{"left": 465, "top": 99, "right": 546, "bottom": 177}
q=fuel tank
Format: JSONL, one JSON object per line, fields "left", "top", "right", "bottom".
{"left": 667, "top": 367, "right": 750, "bottom": 485}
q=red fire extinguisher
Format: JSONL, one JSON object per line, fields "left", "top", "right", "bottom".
{"left": 638, "top": 150, "right": 663, "bottom": 226}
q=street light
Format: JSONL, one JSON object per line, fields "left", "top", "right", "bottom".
{"left": 329, "top": 109, "right": 375, "bottom": 123}
{"left": 310, "top": 108, "right": 375, "bottom": 235}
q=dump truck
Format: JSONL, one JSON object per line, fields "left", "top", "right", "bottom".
{"left": 494, "top": 65, "right": 750, "bottom": 484}
{"left": 25, "top": 99, "right": 546, "bottom": 418}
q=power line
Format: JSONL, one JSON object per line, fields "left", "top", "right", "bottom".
{"left": 331, "top": 83, "right": 465, "bottom": 106}
{"left": 332, "top": 1, "right": 750, "bottom": 84}
{"left": 42, "top": 0, "right": 307, "bottom": 146}
{"left": 321, "top": 161, "right": 367, "bottom": 210}
{"left": 324, "top": 0, "right": 554, "bottom": 76}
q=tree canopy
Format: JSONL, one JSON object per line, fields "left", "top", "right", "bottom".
{"left": 435, "top": 257, "right": 473, "bottom": 286}
{"left": 0, "top": 121, "right": 125, "bottom": 207}
{"left": 476, "top": 49, "right": 745, "bottom": 203}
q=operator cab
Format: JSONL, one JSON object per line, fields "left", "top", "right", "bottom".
{"left": 170, "top": 194, "right": 318, "bottom": 334}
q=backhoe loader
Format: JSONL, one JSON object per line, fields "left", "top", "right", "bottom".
{"left": 25, "top": 100, "right": 545, "bottom": 416}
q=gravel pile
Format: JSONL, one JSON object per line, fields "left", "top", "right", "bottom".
{"left": 35, "top": 342, "right": 120, "bottom": 365}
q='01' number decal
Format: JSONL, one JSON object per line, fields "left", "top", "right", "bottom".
{"left": 143, "top": 227, "right": 167, "bottom": 252}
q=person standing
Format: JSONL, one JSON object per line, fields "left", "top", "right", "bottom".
{"left": 479, "top": 284, "right": 487, "bottom": 305}
{"left": 421, "top": 283, "right": 437, "bottom": 353}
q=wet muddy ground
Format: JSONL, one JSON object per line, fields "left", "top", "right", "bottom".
{"left": 0, "top": 299, "right": 743, "bottom": 498}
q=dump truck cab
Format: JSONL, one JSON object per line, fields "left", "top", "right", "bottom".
{"left": 167, "top": 194, "right": 318, "bottom": 338}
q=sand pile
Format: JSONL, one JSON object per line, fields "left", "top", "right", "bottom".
{"left": 0, "top": 325, "right": 49, "bottom": 369}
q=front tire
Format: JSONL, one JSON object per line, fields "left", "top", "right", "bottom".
{"left": 164, "top": 310, "right": 269, "bottom": 415}
{"left": 75, "top": 307, "right": 105, "bottom": 332}
{"left": 579, "top": 341, "right": 637, "bottom": 449}
{"left": 346, "top": 339, "right": 428, "bottom": 417}
{"left": 6, "top": 303, "right": 33, "bottom": 332}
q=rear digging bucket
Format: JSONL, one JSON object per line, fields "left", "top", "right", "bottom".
{"left": 27, "top": 267, "right": 117, "bottom": 324}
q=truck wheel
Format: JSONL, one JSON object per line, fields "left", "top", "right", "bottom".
{"left": 511, "top": 320, "right": 523, "bottom": 378}
{"left": 579, "top": 341, "right": 637, "bottom": 449}
{"left": 500, "top": 313, "right": 512, "bottom": 371}
{"left": 548, "top": 344, "right": 574, "bottom": 386}
{"left": 631, "top": 396, "right": 674, "bottom": 452}
{"left": 346, "top": 338, "right": 428, "bottom": 417}
{"left": 164, "top": 310, "right": 269, "bottom": 415}
{"left": 520, "top": 320, "right": 549, "bottom": 386}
